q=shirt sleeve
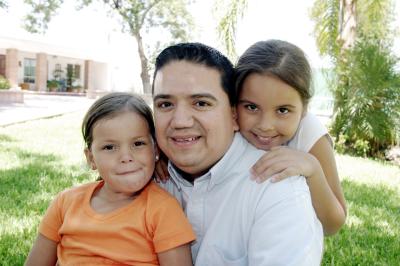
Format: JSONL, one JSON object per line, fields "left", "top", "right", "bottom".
{"left": 150, "top": 196, "right": 196, "bottom": 253}
{"left": 38, "top": 192, "right": 64, "bottom": 242}
{"left": 288, "top": 112, "right": 332, "bottom": 152}
{"left": 248, "top": 177, "right": 324, "bottom": 266}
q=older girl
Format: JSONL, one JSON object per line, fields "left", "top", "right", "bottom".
{"left": 235, "top": 40, "right": 346, "bottom": 235}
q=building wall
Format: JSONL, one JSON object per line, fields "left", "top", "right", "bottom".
{"left": 87, "top": 61, "right": 109, "bottom": 91}
{"left": 47, "top": 55, "right": 85, "bottom": 86}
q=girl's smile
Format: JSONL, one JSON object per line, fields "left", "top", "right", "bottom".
{"left": 237, "top": 73, "right": 304, "bottom": 151}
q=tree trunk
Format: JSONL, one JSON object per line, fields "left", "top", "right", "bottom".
{"left": 134, "top": 32, "right": 151, "bottom": 94}
{"left": 338, "top": 0, "right": 357, "bottom": 49}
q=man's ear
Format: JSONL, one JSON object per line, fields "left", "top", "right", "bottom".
{"left": 84, "top": 148, "right": 97, "bottom": 170}
{"left": 231, "top": 106, "right": 240, "bottom": 132}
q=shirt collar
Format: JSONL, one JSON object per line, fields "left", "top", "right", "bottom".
{"left": 168, "top": 133, "right": 249, "bottom": 191}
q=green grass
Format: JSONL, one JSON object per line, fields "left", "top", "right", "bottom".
{"left": 1, "top": 112, "right": 399, "bottom": 265}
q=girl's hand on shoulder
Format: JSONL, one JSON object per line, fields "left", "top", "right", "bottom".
{"left": 250, "top": 146, "right": 320, "bottom": 183}
{"left": 154, "top": 152, "right": 170, "bottom": 183}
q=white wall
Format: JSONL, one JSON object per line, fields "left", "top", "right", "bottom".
{"left": 90, "top": 62, "right": 109, "bottom": 91}
{"left": 47, "top": 55, "right": 85, "bottom": 86}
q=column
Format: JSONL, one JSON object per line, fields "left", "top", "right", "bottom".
{"left": 84, "top": 60, "right": 93, "bottom": 93}
{"left": 35, "top": 53, "right": 47, "bottom": 91}
{"left": 5, "top": 49, "right": 18, "bottom": 88}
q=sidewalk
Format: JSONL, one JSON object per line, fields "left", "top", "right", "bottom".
{"left": 0, "top": 93, "right": 95, "bottom": 127}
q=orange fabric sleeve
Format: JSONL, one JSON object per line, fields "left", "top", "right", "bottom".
{"left": 38, "top": 192, "right": 64, "bottom": 242}
{"left": 147, "top": 187, "right": 196, "bottom": 253}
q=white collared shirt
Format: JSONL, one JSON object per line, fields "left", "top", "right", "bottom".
{"left": 160, "top": 133, "right": 323, "bottom": 266}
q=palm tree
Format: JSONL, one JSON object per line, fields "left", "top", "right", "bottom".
{"left": 215, "top": 0, "right": 248, "bottom": 61}
{"left": 310, "top": 0, "right": 399, "bottom": 157}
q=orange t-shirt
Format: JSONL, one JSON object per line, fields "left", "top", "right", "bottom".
{"left": 39, "top": 181, "right": 195, "bottom": 265}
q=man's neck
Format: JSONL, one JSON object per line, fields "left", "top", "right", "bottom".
{"left": 174, "top": 166, "right": 209, "bottom": 184}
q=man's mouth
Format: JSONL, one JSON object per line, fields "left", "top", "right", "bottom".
{"left": 171, "top": 136, "right": 200, "bottom": 145}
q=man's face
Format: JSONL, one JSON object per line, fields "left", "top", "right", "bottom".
{"left": 153, "top": 60, "right": 238, "bottom": 179}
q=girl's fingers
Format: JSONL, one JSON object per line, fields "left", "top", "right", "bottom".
{"left": 251, "top": 150, "right": 285, "bottom": 177}
{"left": 254, "top": 161, "right": 291, "bottom": 183}
{"left": 269, "top": 167, "right": 304, "bottom": 183}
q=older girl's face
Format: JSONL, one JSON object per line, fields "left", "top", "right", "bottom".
{"left": 237, "top": 73, "right": 304, "bottom": 151}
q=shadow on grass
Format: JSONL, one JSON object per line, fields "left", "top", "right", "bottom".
{"left": 0, "top": 147, "right": 89, "bottom": 215}
{"left": 0, "top": 228, "right": 35, "bottom": 266}
{"left": 0, "top": 134, "right": 15, "bottom": 143}
{"left": 0, "top": 145, "right": 91, "bottom": 264}
{"left": 322, "top": 180, "right": 400, "bottom": 265}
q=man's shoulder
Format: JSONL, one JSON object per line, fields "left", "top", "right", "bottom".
{"left": 234, "top": 174, "right": 310, "bottom": 207}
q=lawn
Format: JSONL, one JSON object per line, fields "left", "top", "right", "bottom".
{"left": 1, "top": 112, "right": 399, "bottom": 265}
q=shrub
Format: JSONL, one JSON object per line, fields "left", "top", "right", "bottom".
{"left": 47, "top": 79, "right": 59, "bottom": 91}
{"left": 0, "top": 75, "right": 11, "bottom": 90}
{"left": 330, "top": 41, "right": 400, "bottom": 157}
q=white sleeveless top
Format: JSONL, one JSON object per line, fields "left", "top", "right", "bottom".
{"left": 287, "top": 113, "right": 332, "bottom": 152}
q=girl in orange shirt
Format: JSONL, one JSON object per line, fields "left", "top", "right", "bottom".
{"left": 25, "top": 92, "right": 195, "bottom": 266}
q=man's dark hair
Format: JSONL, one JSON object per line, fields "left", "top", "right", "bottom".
{"left": 152, "top": 42, "right": 236, "bottom": 106}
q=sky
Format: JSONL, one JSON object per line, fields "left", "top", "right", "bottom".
{"left": 1, "top": 0, "right": 400, "bottom": 89}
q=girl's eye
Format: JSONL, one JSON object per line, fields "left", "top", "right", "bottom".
{"left": 277, "top": 107, "right": 289, "bottom": 114}
{"left": 133, "top": 141, "right": 146, "bottom": 147}
{"left": 245, "top": 104, "right": 258, "bottom": 112}
{"left": 103, "top": 144, "right": 115, "bottom": 150}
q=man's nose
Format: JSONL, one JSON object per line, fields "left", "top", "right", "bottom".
{"left": 170, "top": 104, "right": 194, "bottom": 128}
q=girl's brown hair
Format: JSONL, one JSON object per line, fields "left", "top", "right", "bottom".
{"left": 82, "top": 92, "right": 155, "bottom": 149}
{"left": 235, "top": 39, "right": 313, "bottom": 107}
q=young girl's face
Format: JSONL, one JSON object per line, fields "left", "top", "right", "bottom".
{"left": 85, "top": 111, "right": 157, "bottom": 196}
{"left": 237, "top": 73, "right": 304, "bottom": 151}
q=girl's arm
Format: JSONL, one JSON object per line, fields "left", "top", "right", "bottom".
{"left": 308, "top": 135, "right": 347, "bottom": 235}
{"left": 157, "top": 243, "right": 193, "bottom": 266}
{"left": 250, "top": 136, "right": 346, "bottom": 235}
{"left": 25, "top": 233, "right": 58, "bottom": 266}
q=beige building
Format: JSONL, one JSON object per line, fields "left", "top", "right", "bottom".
{"left": 0, "top": 36, "right": 111, "bottom": 97}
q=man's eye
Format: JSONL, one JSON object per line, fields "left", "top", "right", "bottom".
{"left": 245, "top": 104, "right": 258, "bottom": 112}
{"left": 156, "top": 101, "right": 173, "bottom": 109}
{"left": 195, "top": 101, "right": 211, "bottom": 107}
{"left": 277, "top": 108, "right": 289, "bottom": 114}
{"left": 103, "top": 145, "right": 115, "bottom": 150}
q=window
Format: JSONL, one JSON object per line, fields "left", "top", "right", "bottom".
{"left": 24, "top": 58, "right": 36, "bottom": 83}
{"left": 66, "top": 64, "right": 81, "bottom": 87}
{"left": 74, "top": 64, "right": 81, "bottom": 79}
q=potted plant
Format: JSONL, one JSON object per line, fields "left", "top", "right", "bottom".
{"left": 73, "top": 84, "right": 83, "bottom": 93}
{"left": 47, "top": 80, "right": 59, "bottom": 92}
{"left": 0, "top": 75, "right": 11, "bottom": 90}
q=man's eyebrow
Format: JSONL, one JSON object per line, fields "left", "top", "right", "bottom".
{"left": 191, "top": 93, "right": 217, "bottom": 101}
{"left": 153, "top": 94, "right": 171, "bottom": 101}
{"left": 154, "top": 93, "right": 218, "bottom": 102}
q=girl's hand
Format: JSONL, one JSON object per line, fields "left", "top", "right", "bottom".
{"left": 250, "top": 146, "right": 320, "bottom": 183}
{"left": 154, "top": 152, "right": 170, "bottom": 183}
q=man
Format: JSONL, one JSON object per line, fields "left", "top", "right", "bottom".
{"left": 152, "top": 42, "right": 323, "bottom": 265}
